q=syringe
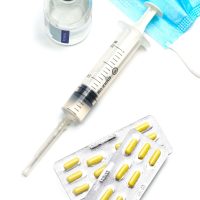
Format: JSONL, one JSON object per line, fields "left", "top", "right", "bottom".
{"left": 23, "top": 3, "right": 161, "bottom": 177}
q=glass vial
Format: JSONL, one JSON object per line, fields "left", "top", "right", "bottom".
{"left": 44, "top": 0, "right": 92, "bottom": 45}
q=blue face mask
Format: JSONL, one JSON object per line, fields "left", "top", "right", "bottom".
{"left": 110, "top": 0, "right": 200, "bottom": 47}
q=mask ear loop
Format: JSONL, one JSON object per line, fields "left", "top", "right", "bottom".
{"left": 169, "top": 47, "right": 200, "bottom": 79}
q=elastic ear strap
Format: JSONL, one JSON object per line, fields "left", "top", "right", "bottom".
{"left": 169, "top": 17, "right": 200, "bottom": 79}
{"left": 169, "top": 47, "right": 200, "bottom": 79}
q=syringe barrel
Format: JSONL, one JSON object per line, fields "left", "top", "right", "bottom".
{"left": 83, "top": 25, "right": 147, "bottom": 97}
{"left": 63, "top": 25, "right": 147, "bottom": 121}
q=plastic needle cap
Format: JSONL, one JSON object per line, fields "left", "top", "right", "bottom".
{"left": 22, "top": 116, "right": 73, "bottom": 177}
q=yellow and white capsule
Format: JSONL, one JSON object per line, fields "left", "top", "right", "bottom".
{"left": 64, "top": 157, "right": 80, "bottom": 170}
{"left": 94, "top": 164, "right": 107, "bottom": 179}
{"left": 100, "top": 188, "right": 114, "bottom": 200}
{"left": 116, "top": 164, "right": 129, "bottom": 181}
{"left": 73, "top": 184, "right": 90, "bottom": 196}
{"left": 128, "top": 171, "right": 141, "bottom": 188}
{"left": 125, "top": 139, "right": 138, "bottom": 156}
{"left": 116, "top": 196, "right": 124, "bottom": 200}
{"left": 147, "top": 132, "right": 157, "bottom": 141}
{"left": 138, "top": 143, "right": 151, "bottom": 160}
{"left": 87, "top": 155, "right": 104, "bottom": 167}
{"left": 149, "top": 149, "right": 161, "bottom": 166}
{"left": 135, "top": 122, "right": 150, "bottom": 133}
{"left": 115, "top": 143, "right": 122, "bottom": 150}
{"left": 67, "top": 171, "right": 83, "bottom": 183}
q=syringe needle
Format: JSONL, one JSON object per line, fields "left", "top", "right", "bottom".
{"left": 22, "top": 116, "right": 73, "bottom": 177}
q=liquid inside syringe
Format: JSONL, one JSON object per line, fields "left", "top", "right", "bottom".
{"left": 23, "top": 3, "right": 161, "bottom": 177}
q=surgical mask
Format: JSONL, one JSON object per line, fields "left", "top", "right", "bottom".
{"left": 111, "top": 0, "right": 200, "bottom": 47}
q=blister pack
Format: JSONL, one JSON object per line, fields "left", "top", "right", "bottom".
{"left": 54, "top": 116, "right": 172, "bottom": 200}
{"left": 85, "top": 130, "right": 169, "bottom": 200}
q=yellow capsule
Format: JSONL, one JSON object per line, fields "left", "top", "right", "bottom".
{"left": 149, "top": 149, "right": 161, "bottom": 166}
{"left": 94, "top": 164, "right": 107, "bottom": 179}
{"left": 67, "top": 171, "right": 83, "bottom": 183}
{"left": 135, "top": 122, "right": 150, "bottom": 133}
{"left": 116, "top": 164, "right": 129, "bottom": 181}
{"left": 128, "top": 171, "right": 141, "bottom": 188}
{"left": 73, "top": 184, "right": 90, "bottom": 196}
{"left": 115, "top": 143, "right": 122, "bottom": 150}
{"left": 87, "top": 155, "right": 104, "bottom": 167}
{"left": 100, "top": 188, "right": 114, "bottom": 200}
{"left": 138, "top": 143, "right": 151, "bottom": 160}
{"left": 116, "top": 196, "right": 124, "bottom": 200}
{"left": 147, "top": 132, "right": 157, "bottom": 140}
{"left": 125, "top": 139, "right": 138, "bottom": 155}
{"left": 64, "top": 157, "right": 80, "bottom": 170}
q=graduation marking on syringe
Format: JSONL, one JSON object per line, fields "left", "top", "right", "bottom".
{"left": 92, "top": 77, "right": 101, "bottom": 84}
{"left": 104, "top": 61, "right": 114, "bottom": 69}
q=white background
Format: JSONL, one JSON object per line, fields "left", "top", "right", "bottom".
{"left": 0, "top": 0, "right": 200, "bottom": 199}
